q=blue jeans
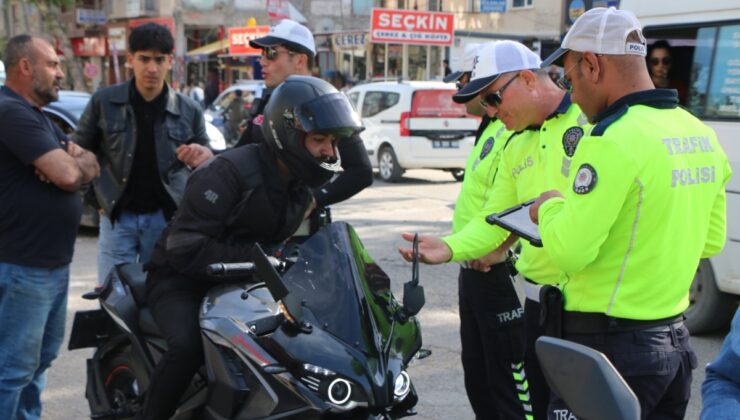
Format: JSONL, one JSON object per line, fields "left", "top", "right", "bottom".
{"left": 701, "top": 307, "right": 740, "bottom": 419}
{"left": 0, "top": 262, "right": 69, "bottom": 420}
{"left": 97, "top": 209, "right": 168, "bottom": 285}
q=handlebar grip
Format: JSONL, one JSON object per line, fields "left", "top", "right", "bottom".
{"left": 206, "top": 262, "right": 256, "bottom": 276}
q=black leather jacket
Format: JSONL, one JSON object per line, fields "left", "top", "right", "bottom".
{"left": 73, "top": 80, "right": 210, "bottom": 216}
{"left": 146, "top": 143, "right": 311, "bottom": 299}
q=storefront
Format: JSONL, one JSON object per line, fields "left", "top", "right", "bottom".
{"left": 219, "top": 26, "right": 269, "bottom": 85}
{"left": 368, "top": 8, "right": 453, "bottom": 81}
{"left": 70, "top": 36, "right": 107, "bottom": 91}
{"left": 314, "top": 31, "right": 369, "bottom": 84}
{"left": 332, "top": 31, "right": 368, "bottom": 83}
{"left": 185, "top": 38, "right": 228, "bottom": 87}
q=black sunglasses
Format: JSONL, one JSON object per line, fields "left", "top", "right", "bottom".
{"left": 648, "top": 57, "right": 672, "bottom": 66}
{"left": 262, "top": 47, "right": 295, "bottom": 61}
{"left": 479, "top": 73, "right": 519, "bottom": 108}
{"left": 556, "top": 57, "right": 584, "bottom": 93}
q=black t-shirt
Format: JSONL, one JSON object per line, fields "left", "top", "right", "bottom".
{"left": 0, "top": 86, "right": 82, "bottom": 268}
{"left": 117, "top": 84, "right": 175, "bottom": 216}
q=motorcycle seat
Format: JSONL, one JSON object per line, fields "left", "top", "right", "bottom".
{"left": 115, "top": 263, "right": 148, "bottom": 307}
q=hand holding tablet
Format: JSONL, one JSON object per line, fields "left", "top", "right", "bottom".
{"left": 486, "top": 200, "right": 543, "bottom": 247}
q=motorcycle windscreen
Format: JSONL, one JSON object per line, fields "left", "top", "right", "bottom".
{"left": 281, "top": 222, "right": 400, "bottom": 354}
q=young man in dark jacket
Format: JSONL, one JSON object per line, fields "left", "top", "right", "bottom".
{"left": 73, "top": 23, "right": 213, "bottom": 285}
{"left": 140, "top": 76, "right": 364, "bottom": 420}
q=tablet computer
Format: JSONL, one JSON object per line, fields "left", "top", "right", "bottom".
{"left": 485, "top": 200, "right": 543, "bottom": 247}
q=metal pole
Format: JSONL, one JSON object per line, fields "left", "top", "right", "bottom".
{"left": 384, "top": 43, "right": 388, "bottom": 80}
{"left": 426, "top": 45, "right": 431, "bottom": 80}
{"left": 350, "top": 50, "right": 354, "bottom": 82}
{"left": 402, "top": 44, "right": 408, "bottom": 80}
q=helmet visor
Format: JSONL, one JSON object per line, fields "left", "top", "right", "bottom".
{"left": 296, "top": 93, "right": 364, "bottom": 138}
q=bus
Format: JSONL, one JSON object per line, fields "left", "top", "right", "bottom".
{"left": 620, "top": 0, "right": 740, "bottom": 333}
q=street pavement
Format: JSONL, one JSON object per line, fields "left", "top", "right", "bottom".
{"left": 43, "top": 169, "right": 726, "bottom": 419}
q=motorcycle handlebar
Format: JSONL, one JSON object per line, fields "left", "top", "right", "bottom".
{"left": 207, "top": 262, "right": 255, "bottom": 276}
{"left": 207, "top": 257, "right": 282, "bottom": 277}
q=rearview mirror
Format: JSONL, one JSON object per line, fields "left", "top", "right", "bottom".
{"left": 535, "top": 336, "right": 640, "bottom": 420}
{"left": 402, "top": 233, "right": 425, "bottom": 318}
{"left": 251, "top": 243, "right": 307, "bottom": 330}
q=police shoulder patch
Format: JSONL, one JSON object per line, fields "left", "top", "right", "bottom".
{"left": 573, "top": 163, "right": 597, "bottom": 194}
{"left": 479, "top": 137, "right": 495, "bottom": 160}
{"left": 562, "top": 126, "right": 583, "bottom": 157}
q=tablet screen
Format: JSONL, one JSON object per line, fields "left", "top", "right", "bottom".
{"left": 499, "top": 205, "right": 540, "bottom": 241}
{"left": 487, "top": 201, "right": 542, "bottom": 247}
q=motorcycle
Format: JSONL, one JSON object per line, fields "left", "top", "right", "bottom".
{"left": 68, "top": 221, "right": 429, "bottom": 419}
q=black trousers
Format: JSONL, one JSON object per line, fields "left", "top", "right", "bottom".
{"left": 523, "top": 298, "right": 551, "bottom": 420}
{"left": 547, "top": 323, "right": 696, "bottom": 420}
{"left": 458, "top": 265, "right": 528, "bottom": 420}
{"left": 140, "top": 279, "right": 210, "bottom": 420}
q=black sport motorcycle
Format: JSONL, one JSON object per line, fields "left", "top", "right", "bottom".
{"left": 68, "top": 222, "right": 428, "bottom": 419}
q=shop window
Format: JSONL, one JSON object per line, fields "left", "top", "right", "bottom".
{"left": 361, "top": 91, "right": 400, "bottom": 118}
{"left": 512, "top": 0, "right": 533, "bottom": 8}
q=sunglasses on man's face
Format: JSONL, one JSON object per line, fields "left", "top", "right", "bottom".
{"left": 649, "top": 57, "right": 672, "bottom": 66}
{"left": 479, "top": 73, "right": 519, "bottom": 108}
{"left": 262, "top": 47, "right": 295, "bottom": 61}
{"left": 555, "top": 56, "right": 584, "bottom": 93}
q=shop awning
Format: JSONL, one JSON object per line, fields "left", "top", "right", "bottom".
{"left": 185, "top": 39, "right": 229, "bottom": 61}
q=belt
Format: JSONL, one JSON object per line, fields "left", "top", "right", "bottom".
{"left": 460, "top": 257, "right": 510, "bottom": 271}
{"left": 522, "top": 278, "right": 543, "bottom": 302}
{"left": 563, "top": 312, "right": 684, "bottom": 334}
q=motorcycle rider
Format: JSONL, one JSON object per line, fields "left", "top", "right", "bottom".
{"left": 235, "top": 19, "right": 372, "bottom": 209}
{"left": 139, "top": 76, "right": 364, "bottom": 420}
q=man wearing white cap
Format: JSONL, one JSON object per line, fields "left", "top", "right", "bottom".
{"left": 439, "top": 42, "right": 529, "bottom": 420}
{"left": 399, "top": 40, "right": 590, "bottom": 419}
{"left": 235, "top": 19, "right": 372, "bottom": 209}
{"left": 531, "top": 7, "right": 730, "bottom": 418}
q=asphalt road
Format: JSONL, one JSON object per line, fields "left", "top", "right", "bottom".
{"left": 43, "top": 169, "right": 727, "bottom": 419}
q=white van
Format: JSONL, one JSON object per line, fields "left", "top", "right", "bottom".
{"left": 346, "top": 81, "right": 478, "bottom": 182}
{"left": 621, "top": 0, "right": 740, "bottom": 333}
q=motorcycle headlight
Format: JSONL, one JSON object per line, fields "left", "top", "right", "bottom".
{"left": 393, "top": 371, "right": 411, "bottom": 401}
{"left": 327, "top": 378, "right": 352, "bottom": 406}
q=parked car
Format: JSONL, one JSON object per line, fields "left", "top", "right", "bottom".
{"left": 43, "top": 90, "right": 226, "bottom": 228}
{"left": 203, "top": 80, "right": 265, "bottom": 146}
{"left": 346, "top": 81, "right": 478, "bottom": 182}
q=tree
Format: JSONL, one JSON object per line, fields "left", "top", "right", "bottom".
{"left": 33, "top": 0, "right": 86, "bottom": 91}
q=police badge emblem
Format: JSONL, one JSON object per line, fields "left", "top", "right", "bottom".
{"left": 562, "top": 127, "right": 583, "bottom": 157}
{"left": 479, "top": 137, "right": 495, "bottom": 160}
{"left": 573, "top": 164, "right": 597, "bottom": 194}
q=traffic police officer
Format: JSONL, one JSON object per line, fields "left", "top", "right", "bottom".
{"left": 444, "top": 42, "right": 528, "bottom": 420}
{"left": 399, "top": 40, "right": 590, "bottom": 419}
{"left": 532, "top": 8, "right": 731, "bottom": 419}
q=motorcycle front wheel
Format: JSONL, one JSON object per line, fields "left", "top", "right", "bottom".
{"left": 98, "top": 345, "right": 145, "bottom": 419}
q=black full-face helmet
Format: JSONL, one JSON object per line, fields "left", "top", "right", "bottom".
{"left": 262, "top": 76, "right": 364, "bottom": 188}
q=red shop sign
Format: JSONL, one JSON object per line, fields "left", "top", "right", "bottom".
{"left": 228, "top": 26, "right": 270, "bottom": 56}
{"left": 370, "top": 8, "right": 454, "bottom": 46}
{"left": 71, "top": 37, "right": 106, "bottom": 57}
